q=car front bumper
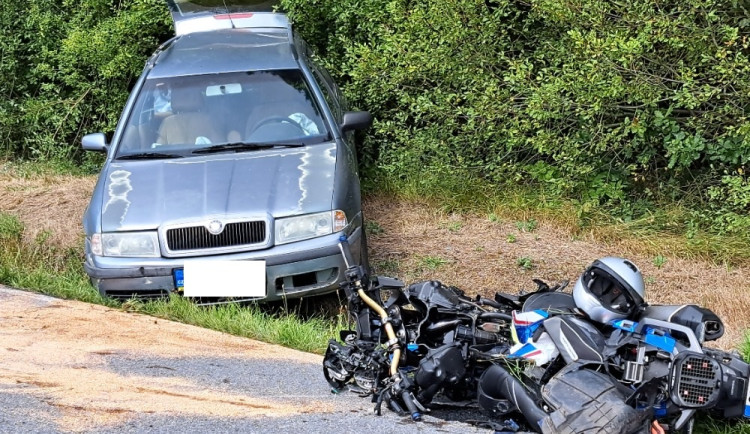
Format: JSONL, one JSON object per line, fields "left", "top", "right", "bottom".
{"left": 83, "top": 226, "right": 364, "bottom": 302}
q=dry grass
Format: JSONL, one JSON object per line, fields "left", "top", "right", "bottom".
{"left": 0, "top": 168, "right": 747, "bottom": 350}
{"left": 0, "top": 170, "right": 95, "bottom": 247}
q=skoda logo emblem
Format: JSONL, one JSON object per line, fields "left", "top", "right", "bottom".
{"left": 206, "top": 220, "right": 224, "bottom": 235}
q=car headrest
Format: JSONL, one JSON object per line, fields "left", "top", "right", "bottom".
{"left": 171, "top": 86, "right": 204, "bottom": 113}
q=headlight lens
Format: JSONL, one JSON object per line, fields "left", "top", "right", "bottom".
{"left": 92, "top": 232, "right": 160, "bottom": 257}
{"left": 275, "top": 210, "right": 347, "bottom": 245}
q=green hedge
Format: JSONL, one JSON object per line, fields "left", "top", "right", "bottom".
{"left": 2, "top": 0, "right": 749, "bottom": 234}
{"left": 281, "top": 0, "right": 750, "bottom": 233}
{"left": 0, "top": 0, "right": 171, "bottom": 164}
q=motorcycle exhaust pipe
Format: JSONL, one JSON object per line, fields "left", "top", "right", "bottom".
{"left": 339, "top": 236, "right": 402, "bottom": 377}
{"left": 425, "top": 319, "right": 466, "bottom": 334}
{"left": 478, "top": 365, "right": 547, "bottom": 433}
{"left": 359, "top": 287, "right": 402, "bottom": 376}
{"left": 479, "top": 311, "right": 512, "bottom": 322}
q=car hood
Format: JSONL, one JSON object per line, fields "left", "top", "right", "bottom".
{"left": 99, "top": 143, "right": 337, "bottom": 232}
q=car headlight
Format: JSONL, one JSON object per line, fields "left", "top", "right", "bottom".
{"left": 90, "top": 232, "right": 160, "bottom": 257}
{"left": 275, "top": 210, "right": 347, "bottom": 245}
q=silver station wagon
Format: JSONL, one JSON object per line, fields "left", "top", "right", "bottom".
{"left": 81, "top": 1, "right": 372, "bottom": 302}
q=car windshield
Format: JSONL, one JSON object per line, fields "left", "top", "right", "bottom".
{"left": 115, "top": 69, "right": 330, "bottom": 157}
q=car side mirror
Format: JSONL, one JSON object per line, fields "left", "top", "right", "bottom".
{"left": 340, "top": 111, "right": 373, "bottom": 133}
{"left": 81, "top": 133, "right": 109, "bottom": 153}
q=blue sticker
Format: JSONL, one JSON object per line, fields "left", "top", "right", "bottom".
{"left": 173, "top": 268, "right": 184, "bottom": 290}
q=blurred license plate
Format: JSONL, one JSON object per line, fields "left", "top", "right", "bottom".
{"left": 175, "top": 260, "right": 266, "bottom": 297}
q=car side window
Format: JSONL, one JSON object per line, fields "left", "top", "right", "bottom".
{"left": 299, "top": 41, "right": 346, "bottom": 124}
{"left": 311, "top": 63, "right": 343, "bottom": 122}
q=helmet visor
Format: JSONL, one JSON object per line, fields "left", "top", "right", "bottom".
{"left": 584, "top": 269, "right": 639, "bottom": 315}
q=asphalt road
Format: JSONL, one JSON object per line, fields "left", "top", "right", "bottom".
{"left": 0, "top": 286, "right": 490, "bottom": 433}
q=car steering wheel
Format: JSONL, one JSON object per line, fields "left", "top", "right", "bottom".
{"left": 249, "top": 116, "right": 307, "bottom": 137}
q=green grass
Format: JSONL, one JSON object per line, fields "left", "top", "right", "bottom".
{"left": 126, "top": 296, "right": 344, "bottom": 354}
{"left": 516, "top": 256, "right": 534, "bottom": 270}
{"left": 372, "top": 257, "right": 401, "bottom": 275}
{"left": 445, "top": 221, "right": 463, "bottom": 232}
{"left": 653, "top": 254, "right": 668, "bottom": 269}
{"left": 694, "top": 416, "right": 750, "bottom": 434}
{"left": 365, "top": 220, "right": 385, "bottom": 235}
{"left": 1, "top": 157, "right": 101, "bottom": 177}
{"left": 0, "top": 212, "right": 340, "bottom": 355}
{"left": 419, "top": 255, "right": 448, "bottom": 270}
{"left": 515, "top": 218, "right": 538, "bottom": 233}
{"left": 0, "top": 215, "right": 111, "bottom": 305}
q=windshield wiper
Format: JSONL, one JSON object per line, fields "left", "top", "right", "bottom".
{"left": 192, "top": 142, "right": 306, "bottom": 154}
{"left": 116, "top": 152, "right": 183, "bottom": 160}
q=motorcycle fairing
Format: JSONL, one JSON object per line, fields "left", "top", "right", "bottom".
{"left": 543, "top": 315, "right": 605, "bottom": 364}
{"left": 641, "top": 305, "right": 724, "bottom": 342}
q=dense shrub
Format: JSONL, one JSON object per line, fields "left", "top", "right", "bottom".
{"left": 281, "top": 0, "right": 750, "bottom": 232}
{"left": 0, "top": 0, "right": 171, "bottom": 163}
{"left": 2, "top": 0, "right": 748, "bottom": 234}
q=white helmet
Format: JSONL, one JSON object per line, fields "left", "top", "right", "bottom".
{"left": 572, "top": 257, "right": 646, "bottom": 323}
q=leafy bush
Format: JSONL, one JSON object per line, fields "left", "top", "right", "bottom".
{"left": 280, "top": 0, "right": 750, "bottom": 234}
{"left": 3, "top": 0, "right": 749, "bottom": 235}
{"left": 0, "top": 0, "right": 171, "bottom": 164}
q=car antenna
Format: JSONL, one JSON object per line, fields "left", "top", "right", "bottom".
{"left": 221, "top": 0, "right": 236, "bottom": 29}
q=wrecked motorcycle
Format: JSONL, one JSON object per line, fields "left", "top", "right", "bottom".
{"left": 323, "top": 236, "right": 750, "bottom": 433}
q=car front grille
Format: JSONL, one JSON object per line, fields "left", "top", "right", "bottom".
{"left": 166, "top": 220, "right": 267, "bottom": 252}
